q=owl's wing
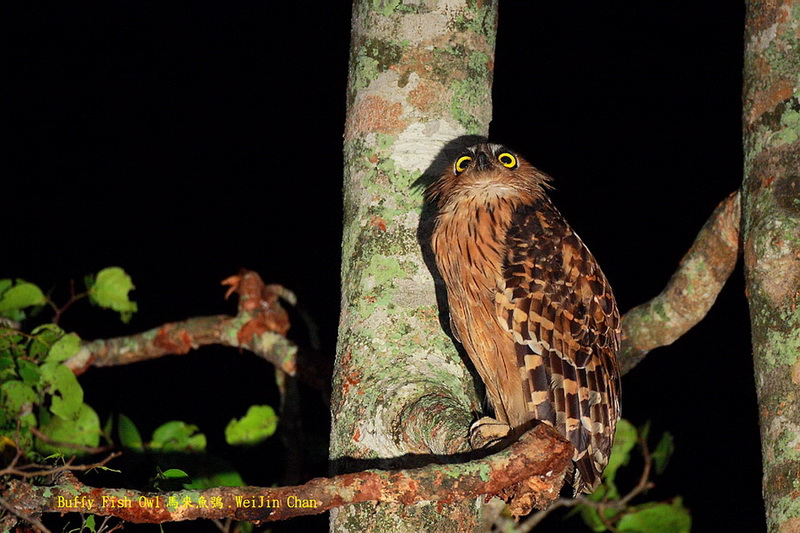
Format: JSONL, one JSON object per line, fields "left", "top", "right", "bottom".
{"left": 495, "top": 199, "right": 621, "bottom": 493}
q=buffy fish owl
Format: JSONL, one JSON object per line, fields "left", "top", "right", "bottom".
{"left": 427, "top": 143, "right": 621, "bottom": 493}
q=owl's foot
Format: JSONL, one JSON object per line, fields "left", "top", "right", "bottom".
{"left": 469, "top": 416, "right": 511, "bottom": 450}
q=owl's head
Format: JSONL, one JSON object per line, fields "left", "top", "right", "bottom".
{"left": 427, "top": 143, "right": 551, "bottom": 207}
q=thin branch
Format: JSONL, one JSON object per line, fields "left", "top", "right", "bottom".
{"left": 0, "top": 450, "right": 121, "bottom": 479}
{"left": 212, "top": 517, "right": 233, "bottom": 533}
{"left": 51, "top": 279, "right": 88, "bottom": 326}
{"left": 96, "top": 515, "right": 125, "bottom": 533}
{"left": 603, "top": 432, "right": 656, "bottom": 511}
{"left": 61, "top": 270, "right": 307, "bottom": 381}
{"left": 0, "top": 494, "right": 51, "bottom": 533}
{"left": 619, "top": 191, "right": 741, "bottom": 375}
{"left": 5, "top": 424, "right": 571, "bottom": 525}
{"left": 28, "top": 426, "right": 114, "bottom": 455}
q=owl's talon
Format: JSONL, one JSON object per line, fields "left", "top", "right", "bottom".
{"left": 469, "top": 416, "right": 511, "bottom": 450}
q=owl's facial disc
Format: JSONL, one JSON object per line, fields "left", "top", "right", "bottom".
{"left": 474, "top": 150, "right": 492, "bottom": 171}
{"left": 462, "top": 144, "right": 520, "bottom": 173}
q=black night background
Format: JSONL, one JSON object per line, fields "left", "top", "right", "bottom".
{"left": 6, "top": 2, "right": 758, "bottom": 532}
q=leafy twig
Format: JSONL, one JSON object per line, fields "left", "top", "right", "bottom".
{"left": 60, "top": 270, "right": 305, "bottom": 375}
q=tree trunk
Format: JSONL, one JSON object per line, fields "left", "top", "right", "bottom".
{"left": 742, "top": 1, "right": 800, "bottom": 532}
{"left": 330, "top": 1, "right": 499, "bottom": 531}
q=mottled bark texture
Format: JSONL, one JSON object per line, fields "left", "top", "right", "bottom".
{"left": 331, "top": 0, "right": 499, "bottom": 531}
{"left": 5, "top": 424, "right": 570, "bottom": 527}
{"left": 742, "top": 1, "right": 800, "bottom": 532}
{"left": 619, "top": 192, "right": 741, "bottom": 375}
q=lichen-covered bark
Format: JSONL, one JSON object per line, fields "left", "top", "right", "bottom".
{"left": 332, "top": 0, "right": 498, "bottom": 531}
{"left": 619, "top": 192, "right": 741, "bottom": 375}
{"left": 742, "top": 1, "right": 800, "bottom": 531}
{"left": 4, "top": 425, "right": 569, "bottom": 527}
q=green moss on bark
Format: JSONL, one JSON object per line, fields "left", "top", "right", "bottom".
{"left": 334, "top": 0, "right": 498, "bottom": 530}
{"left": 743, "top": 1, "right": 800, "bottom": 530}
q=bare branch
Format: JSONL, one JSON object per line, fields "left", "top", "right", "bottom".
{"left": 50, "top": 278, "right": 89, "bottom": 326}
{"left": 0, "top": 451, "right": 121, "bottom": 479}
{"left": 619, "top": 191, "right": 741, "bottom": 374}
{"left": 5, "top": 424, "right": 571, "bottom": 525}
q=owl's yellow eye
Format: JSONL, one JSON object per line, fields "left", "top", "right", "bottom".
{"left": 498, "top": 152, "right": 517, "bottom": 168}
{"left": 455, "top": 155, "right": 473, "bottom": 174}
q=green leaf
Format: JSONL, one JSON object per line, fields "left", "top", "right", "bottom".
{"left": 0, "top": 279, "right": 12, "bottom": 295}
{"left": 84, "top": 514, "right": 96, "bottom": 533}
{"left": 102, "top": 414, "right": 114, "bottom": 444}
{"left": 0, "top": 351, "right": 17, "bottom": 382}
{"left": 118, "top": 413, "right": 144, "bottom": 451}
{"left": 161, "top": 468, "right": 190, "bottom": 480}
{"left": 153, "top": 467, "right": 193, "bottom": 491}
{"left": 40, "top": 362, "right": 83, "bottom": 420}
{"left": 1, "top": 379, "right": 38, "bottom": 432}
{"left": 617, "top": 498, "right": 691, "bottom": 533}
{"left": 605, "top": 419, "right": 638, "bottom": 485}
{"left": 89, "top": 267, "right": 138, "bottom": 323}
{"left": 0, "top": 309, "right": 25, "bottom": 322}
{"left": 36, "top": 402, "right": 101, "bottom": 455}
{"left": 236, "top": 522, "right": 254, "bottom": 533}
{"left": 0, "top": 281, "right": 46, "bottom": 318}
{"left": 225, "top": 405, "right": 279, "bottom": 446}
{"left": 652, "top": 432, "right": 675, "bottom": 475}
{"left": 28, "top": 324, "right": 65, "bottom": 361}
{"left": 0, "top": 326, "right": 25, "bottom": 353}
{"left": 1, "top": 380, "right": 38, "bottom": 416}
{"left": 150, "top": 421, "right": 206, "bottom": 452}
{"left": 17, "top": 358, "right": 41, "bottom": 386}
{"left": 46, "top": 333, "right": 81, "bottom": 363}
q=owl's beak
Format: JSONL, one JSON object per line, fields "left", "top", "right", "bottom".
{"left": 475, "top": 151, "right": 491, "bottom": 171}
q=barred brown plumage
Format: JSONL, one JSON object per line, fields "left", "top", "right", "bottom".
{"left": 427, "top": 142, "right": 620, "bottom": 495}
